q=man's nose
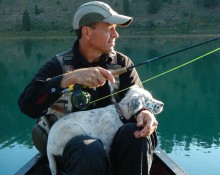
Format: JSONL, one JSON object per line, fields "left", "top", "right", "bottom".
{"left": 112, "top": 29, "right": 119, "bottom": 38}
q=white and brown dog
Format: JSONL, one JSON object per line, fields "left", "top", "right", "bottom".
{"left": 47, "top": 85, "right": 164, "bottom": 175}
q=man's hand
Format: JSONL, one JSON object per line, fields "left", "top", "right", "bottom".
{"left": 61, "top": 67, "right": 115, "bottom": 88}
{"left": 134, "top": 109, "right": 158, "bottom": 138}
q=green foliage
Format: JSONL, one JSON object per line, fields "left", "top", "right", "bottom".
{"left": 34, "top": 5, "right": 40, "bottom": 15}
{"left": 34, "top": 5, "right": 44, "bottom": 15}
{"left": 0, "top": 0, "right": 219, "bottom": 34}
{"left": 203, "top": 0, "right": 218, "bottom": 8}
{"left": 161, "top": 0, "right": 172, "bottom": 3}
{"left": 114, "top": 1, "right": 119, "bottom": 7}
{"left": 56, "top": 1, "right": 61, "bottom": 5}
{"left": 148, "top": 0, "right": 161, "bottom": 14}
{"left": 62, "top": 8, "right": 68, "bottom": 12}
{"left": 148, "top": 20, "right": 156, "bottom": 29}
{"left": 22, "top": 10, "right": 31, "bottom": 31}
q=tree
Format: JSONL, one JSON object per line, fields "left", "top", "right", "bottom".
{"left": 22, "top": 10, "right": 31, "bottom": 31}
{"left": 34, "top": 5, "right": 40, "bottom": 15}
{"left": 34, "top": 4, "right": 44, "bottom": 15}
{"left": 203, "top": 0, "right": 218, "bottom": 8}
{"left": 148, "top": 0, "right": 161, "bottom": 14}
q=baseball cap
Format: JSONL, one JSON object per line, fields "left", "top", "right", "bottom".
{"left": 73, "top": 1, "right": 133, "bottom": 30}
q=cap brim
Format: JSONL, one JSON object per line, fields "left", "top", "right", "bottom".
{"left": 103, "top": 14, "right": 133, "bottom": 27}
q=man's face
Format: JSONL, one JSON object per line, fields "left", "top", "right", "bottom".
{"left": 88, "top": 22, "right": 119, "bottom": 53}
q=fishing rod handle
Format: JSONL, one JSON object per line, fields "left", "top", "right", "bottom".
{"left": 110, "top": 67, "right": 127, "bottom": 76}
{"left": 62, "top": 67, "right": 127, "bottom": 94}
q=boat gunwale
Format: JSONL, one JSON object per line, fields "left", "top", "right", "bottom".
{"left": 15, "top": 146, "right": 187, "bottom": 175}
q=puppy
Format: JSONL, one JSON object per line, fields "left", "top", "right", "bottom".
{"left": 47, "top": 85, "right": 164, "bottom": 175}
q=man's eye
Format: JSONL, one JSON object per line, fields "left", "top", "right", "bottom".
{"left": 108, "top": 25, "right": 116, "bottom": 30}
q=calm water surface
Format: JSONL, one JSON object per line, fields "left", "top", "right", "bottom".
{"left": 0, "top": 35, "right": 219, "bottom": 175}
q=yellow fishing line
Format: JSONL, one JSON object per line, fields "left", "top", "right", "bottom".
{"left": 141, "top": 47, "right": 220, "bottom": 84}
{"left": 91, "top": 47, "right": 220, "bottom": 104}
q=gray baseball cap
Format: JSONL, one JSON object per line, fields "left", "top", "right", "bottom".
{"left": 73, "top": 1, "right": 133, "bottom": 30}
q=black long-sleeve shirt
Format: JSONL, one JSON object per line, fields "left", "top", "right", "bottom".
{"left": 18, "top": 40, "right": 142, "bottom": 119}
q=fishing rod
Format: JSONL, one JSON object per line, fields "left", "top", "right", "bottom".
{"left": 62, "top": 36, "right": 220, "bottom": 110}
{"left": 62, "top": 36, "right": 220, "bottom": 94}
{"left": 111, "top": 36, "right": 220, "bottom": 76}
{"left": 91, "top": 47, "right": 220, "bottom": 105}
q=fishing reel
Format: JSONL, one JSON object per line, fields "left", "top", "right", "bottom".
{"left": 70, "top": 85, "right": 91, "bottom": 110}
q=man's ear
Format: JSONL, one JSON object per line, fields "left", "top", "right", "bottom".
{"left": 81, "top": 26, "right": 91, "bottom": 39}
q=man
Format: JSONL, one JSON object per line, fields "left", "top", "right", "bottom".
{"left": 18, "top": 1, "right": 158, "bottom": 175}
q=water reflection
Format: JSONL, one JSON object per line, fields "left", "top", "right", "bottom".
{"left": 0, "top": 36, "right": 219, "bottom": 174}
{"left": 0, "top": 38, "right": 73, "bottom": 150}
{"left": 23, "top": 39, "right": 32, "bottom": 58}
{"left": 152, "top": 49, "right": 220, "bottom": 152}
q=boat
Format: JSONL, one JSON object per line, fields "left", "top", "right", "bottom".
{"left": 15, "top": 147, "right": 187, "bottom": 175}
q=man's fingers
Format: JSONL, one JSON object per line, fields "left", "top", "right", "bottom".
{"left": 136, "top": 116, "right": 144, "bottom": 127}
{"left": 88, "top": 67, "right": 115, "bottom": 88}
{"left": 134, "top": 111, "right": 158, "bottom": 138}
{"left": 134, "top": 125, "right": 157, "bottom": 138}
{"left": 98, "top": 67, "right": 115, "bottom": 84}
{"left": 61, "top": 67, "right": 116, "bottom": 89}
{"left": 81, "top": 67, "right": 115, "bottom": 88}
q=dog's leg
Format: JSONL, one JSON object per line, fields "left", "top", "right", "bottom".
{"left": 47, "top": 152, "right": 57, "bottom": 175}
{"left": 47, "top": 121, "right": 88, "bottom": 175}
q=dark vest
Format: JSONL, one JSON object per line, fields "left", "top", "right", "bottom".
{"left": 47, "top": 49, "right": 121, "bottom": 118}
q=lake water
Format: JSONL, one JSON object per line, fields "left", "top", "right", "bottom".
{"left": 0, "top": 35, "right": 219, "bottom": 175}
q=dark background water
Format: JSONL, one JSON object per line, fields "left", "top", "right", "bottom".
{"left": 0, "top": 35, "right": 219, "bottom": 174}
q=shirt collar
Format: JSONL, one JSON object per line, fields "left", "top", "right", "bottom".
{"left": 72, "top": 40, "right": 113, "bottom": 67}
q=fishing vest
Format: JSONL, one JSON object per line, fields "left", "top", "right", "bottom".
{"left": 32, "top": 49, "right": 121, "bottom": 155}
{"left": 46, "top": 49, "right": 121, "bottom": 119}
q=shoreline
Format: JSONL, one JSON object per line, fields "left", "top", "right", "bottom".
{"left": 0, "top": 30, "right": 219, "bottom": 40}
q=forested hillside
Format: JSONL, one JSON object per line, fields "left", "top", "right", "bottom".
{"left": 0, "top": 0, "right": 219, "bottom": 34}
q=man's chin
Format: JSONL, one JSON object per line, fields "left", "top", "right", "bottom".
{"left": 102, "top": 46, "right": 115, "bottom": 54}
{"left": 106, "top": 47, "right": 115, "bottom": 53}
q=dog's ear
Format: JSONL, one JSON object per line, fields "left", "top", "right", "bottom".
{"left": 118, "top": 94, "right": 131, "bottom": 120}
{"left": 119, "top": 94, "right": 145, "bottom": 119}
{"left": 129, "top": 96, "right": 145, "bottom": 116}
